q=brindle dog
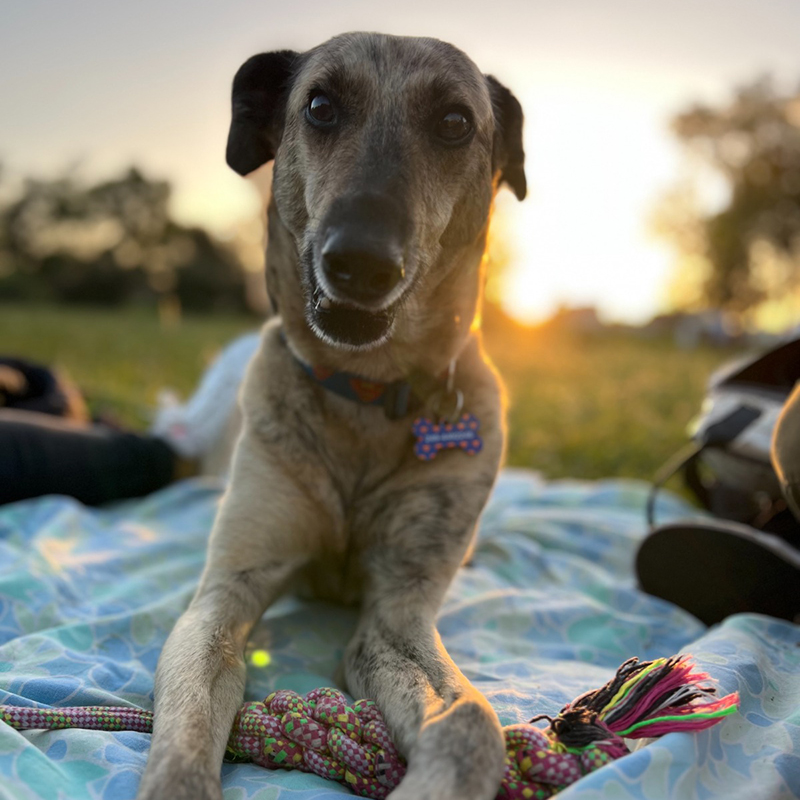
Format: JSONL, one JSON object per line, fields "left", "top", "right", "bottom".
{"left": 137, "top": 32, "right": 526, "bottom": 800}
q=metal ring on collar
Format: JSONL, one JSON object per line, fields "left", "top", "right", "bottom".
{"left": 426, "top": 388, "right": 464, "bottom": 423}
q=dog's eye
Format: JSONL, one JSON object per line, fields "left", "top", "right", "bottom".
{"left": 436, "top": 111, "right": 472, "bottom": 144}
{"left": 306, "top": 93, "right": 336, "bottom": 126}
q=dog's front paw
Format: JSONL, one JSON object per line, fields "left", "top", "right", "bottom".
{"left": 386, "top": 695, "right": 505, "bottom": 800}
{"left": 137, "top": 757, "right": 223, "bottom": 800}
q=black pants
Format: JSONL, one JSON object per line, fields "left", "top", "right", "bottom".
{"left": 0, "top": 410, "right": 176, "bottom": 506}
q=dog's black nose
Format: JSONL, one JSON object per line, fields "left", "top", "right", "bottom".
{"left": 322, "top": 233, "right": 404, "bottom": 305}
{"left": 319, "top": 193, "right": 409, "bottom": 306}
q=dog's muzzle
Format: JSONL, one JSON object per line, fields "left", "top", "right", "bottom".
{"left": 308, "top": 193, "right": 411, "bottom": 348}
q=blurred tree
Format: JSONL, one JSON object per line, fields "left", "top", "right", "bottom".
{"left": 0, "top": 167, "right": 250, "bottom": 313}
{"left": 175, "top": 228, "right": 248, "bottom": 313}
{"left": 655, "top": 78, "right": 800, "bottom": 325}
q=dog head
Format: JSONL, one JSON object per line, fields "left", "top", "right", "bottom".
{"left": 227, "top": 33, "right": 525, "bottom": 353}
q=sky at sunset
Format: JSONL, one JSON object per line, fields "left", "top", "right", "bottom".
{"left": 3, "top": 0, "right": 800, "bottom": 323}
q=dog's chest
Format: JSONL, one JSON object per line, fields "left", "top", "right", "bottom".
{"left": 292, "top": 410, "right": 424, "bottom": 604}
{"left": 295, "top": 554, "right": 365, "bottom": 605}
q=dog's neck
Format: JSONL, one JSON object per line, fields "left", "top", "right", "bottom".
{"left": 266, "top": 199, "right": 489, "bottom": 383}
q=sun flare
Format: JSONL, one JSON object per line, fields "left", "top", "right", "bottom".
{"left": 494, "top": 81, "right": 681, "bottom": 325}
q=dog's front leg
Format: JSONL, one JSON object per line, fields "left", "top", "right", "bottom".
{"left": 137, "top": 440, "right": 319, "bottom": 800}
{"left": 346, "top": 471, "right": 505, "bottom": 800}
{"left": 136, "top": 567, "right": 286, "bottom": 800}
{"left": 348, "top": 611, "right": 505, "bottom": 800}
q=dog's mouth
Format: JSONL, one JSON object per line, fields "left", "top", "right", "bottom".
{"left": 306, "top": 268, "right": 398, "bottom": 349}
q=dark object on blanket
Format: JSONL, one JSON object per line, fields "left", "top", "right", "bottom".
{"left": 0, "top": 357, "right": 78, "bottom": 418}
{"left": 0, "top": 356, "right": 178, "bottom": 506}
{"left": 0, "top": 655, "right": 739, "bottom": 800}
{"left": 639, "top": 337, "right": 800, "bottom": 625}
{"left": 637, "top": 519, "right": 800, "bottom": 625}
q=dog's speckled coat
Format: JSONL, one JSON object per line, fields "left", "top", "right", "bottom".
{"left": 137, "top": 32, "right": 525, "bottom": 800}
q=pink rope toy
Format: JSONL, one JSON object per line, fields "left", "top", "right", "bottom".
{"left": 1, "top": 654, "right": 738, "bottom": 799}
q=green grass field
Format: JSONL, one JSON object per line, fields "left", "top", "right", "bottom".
{"left": 0, "top": 304, "right": 740, "bottom": 481}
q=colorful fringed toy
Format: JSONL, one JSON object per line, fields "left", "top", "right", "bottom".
{"left": 0, "top": 655, "right": 739, "bottom": 799}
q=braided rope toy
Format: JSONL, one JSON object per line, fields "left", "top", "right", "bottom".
{"left": 1, "top": 655, "right": 738, "bottom": 799}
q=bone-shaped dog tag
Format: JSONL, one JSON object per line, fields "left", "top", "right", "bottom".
{"left": 412, "top": 413, "right": 483, "bottom": 461}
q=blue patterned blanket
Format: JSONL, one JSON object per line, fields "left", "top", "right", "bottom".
{"left": 0, "top": 471, "right": 798, "bottom": 799}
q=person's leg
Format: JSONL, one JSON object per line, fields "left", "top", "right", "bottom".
{"left": 773, "top": 382, "right": 800, "bottom": 520}
{"left": 0, "top": 409, "right": 177, "bottom": 506}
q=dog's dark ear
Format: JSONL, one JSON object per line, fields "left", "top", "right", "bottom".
{"left": 226, "top": 50, "right": 299, "bottom": 176}
{"left": 486, "top": 76, "right": 527, "bottom": 201}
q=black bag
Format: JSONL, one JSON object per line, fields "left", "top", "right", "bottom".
{"left": 638, "top": 336, "right": 800, "bottom": 625}
{"left": 648, "top": 337, "right": 800, "bottom": 540}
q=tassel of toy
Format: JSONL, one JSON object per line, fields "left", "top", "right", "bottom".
{"left": 539, "top": 655, "right": 739, "bottom": 749}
